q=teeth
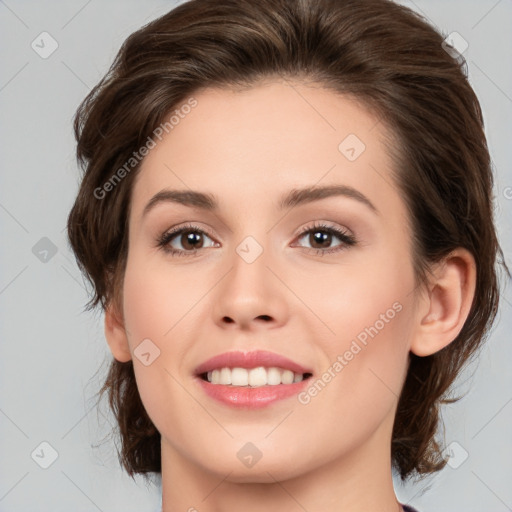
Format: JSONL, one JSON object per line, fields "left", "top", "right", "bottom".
{"left": 248, "top": 367, "right": 266, "bottom": 387}
{"left": 205, "top": 367, "right": 305, "bottom": 387}
{"left": 281, "top": 369, "right": 294, "bottom": 385}
{"left": 267, "top": 367, "right": 281, "bottom": 385}
{"left": 231, "top": 367, "right": 249, "bottom": 386}
{"left": 219, "top": 367, "right": 231, "bottom": 385}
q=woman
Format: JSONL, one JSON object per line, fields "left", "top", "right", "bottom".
{"left": 67, "top": 0, "right": 506, "bottom": 510}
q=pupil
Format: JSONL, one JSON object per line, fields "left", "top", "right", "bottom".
{"left": 184, "top": 232, "right": 202, "bottom": 249}
{"left": 312, "top": 231, "right": 330, "bottom": 248}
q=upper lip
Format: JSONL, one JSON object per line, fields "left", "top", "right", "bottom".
{"left": 194, "top": 350, "right": 312, "bottom": 376}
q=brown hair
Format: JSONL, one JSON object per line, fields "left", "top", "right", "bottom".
{"left": 67, "top": 0, "right": 506, "bottom": 482}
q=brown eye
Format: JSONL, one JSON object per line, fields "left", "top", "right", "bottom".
{"left": 295, "top": 223, "right": 356, "bottom": 254}
{"left": 307, "top": 230, "right": 334, "bottom": 249}
{"left": 179, "top": 231, "right": 205, "bottom": 250}
{"left": 157, "top": 224, "right": 217, "bottom": 256}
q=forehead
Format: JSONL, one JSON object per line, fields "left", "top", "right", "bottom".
{"left": 130, "top": 80, "right": 401, "bottom": 221}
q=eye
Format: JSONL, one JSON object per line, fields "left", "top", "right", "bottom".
{"left": 156, "top": 223, "right": 217, "bottom": 256}
{"left": 157, "top": 221, "right": 357, "bottom": 257}
{"left": 293, "top": 222, "right": 356, "bottom": 255}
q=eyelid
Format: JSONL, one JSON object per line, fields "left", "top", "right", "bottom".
{"left": 295, "top": 221, "right": 352, "bottom": 238}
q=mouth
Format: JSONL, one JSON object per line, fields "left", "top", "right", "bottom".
{"left": 194, "top": 350, "right": 314, "bottom": 408}
{"left": 198, "top": 367, "right": 313, "bottom": 387}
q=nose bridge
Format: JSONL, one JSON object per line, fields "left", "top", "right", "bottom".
{"left": 212, "top": 232, "right": 288, "bottom": 329}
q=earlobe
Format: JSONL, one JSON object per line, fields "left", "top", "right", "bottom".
{"left": 104, "top": 301, "right": 132, "bottom": 363}
{"left": 410, "top": 249, "right": 476, "bottom": 357}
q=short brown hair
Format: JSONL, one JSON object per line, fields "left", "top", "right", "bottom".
{"left": 67, "top": 0, "right": 506, "bottom": 481}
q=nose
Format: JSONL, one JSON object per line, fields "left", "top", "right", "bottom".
{"left": 212, "top": 247, "right": 289, "bottom": 331}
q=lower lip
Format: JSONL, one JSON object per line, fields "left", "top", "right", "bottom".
{"left": 196, "top": 377, "right": 310, "bottom": 409}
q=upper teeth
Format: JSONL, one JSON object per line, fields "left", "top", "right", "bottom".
{"left": 206, "top": 367, "right": 304, "bottom": 387}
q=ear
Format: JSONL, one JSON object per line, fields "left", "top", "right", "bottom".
{"left": 410, "top": 248, "right": 476, "bottom": 357}
{"left": 104, "top": 300, "right": 132, "bottom": 362}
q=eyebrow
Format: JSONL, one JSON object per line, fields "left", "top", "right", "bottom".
{"left": 142, "top": 184, "right": 378, "bottom": 218}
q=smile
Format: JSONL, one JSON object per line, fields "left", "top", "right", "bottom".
{"left": 202, "top": 366, "right": 311, "bottom": 387}
{"left": 194, "top": 350, "right": 314, "bottom": 408}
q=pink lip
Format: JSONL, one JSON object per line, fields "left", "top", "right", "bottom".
{"left": 194, "top": 350, "right": 312, "bottom": 375}
{"left": 196, "top": 379, "right": 310, "bottom": 409}
{"left": 194, "top": 350, "right": 313, "bottom": 409}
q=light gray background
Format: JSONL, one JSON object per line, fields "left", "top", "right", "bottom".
{"left": 0, "top": 1, "right": 510, "bottom": 511}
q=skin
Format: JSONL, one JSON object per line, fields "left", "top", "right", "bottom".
{"left": 105, "top": 80, "right": 476, "bottom": 512}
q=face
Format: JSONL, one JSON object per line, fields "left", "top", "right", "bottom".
{"left": 112, "top": 80, "right": 421, "bottom": 482}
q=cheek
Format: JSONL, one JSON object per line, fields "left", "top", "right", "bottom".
{"left": 293, "top": 237, "right": 414, "bottom": 350}
{"left": 336, "top": 305, "right": 411, "bottom": 399}
{"left": 335, "top": 334, "right": 411, "bottom": 439}
{"left": 300, "top": 244, "right": 414, "bottom": 419}
{"left": 293, "top": 301, "right": 413, "bottom": 460}
{"left": 121, "top": 253, "right": 206, "bottom": 345}
{"left": 120, "top": 255, "right": 207, "bottom": 437}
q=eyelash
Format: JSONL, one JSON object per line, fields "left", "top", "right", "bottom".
{"left": 156, "top": 221, "right": 357, "bottom": 257}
